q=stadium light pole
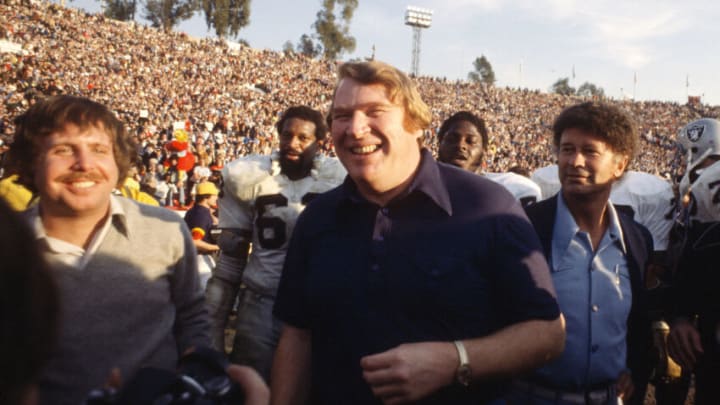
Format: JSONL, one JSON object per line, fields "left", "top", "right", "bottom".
{"left": 405, "top": 6, "right": 433, "bottom": 76}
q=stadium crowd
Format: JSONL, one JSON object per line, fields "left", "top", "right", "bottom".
{"left": 2, "top": 0, "right": 720, "bottom": 192}
{"left": 3, "top": 1, "right": 720, "bottom": 405}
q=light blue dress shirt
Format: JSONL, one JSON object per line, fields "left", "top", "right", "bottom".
{"left": 534, "top": 194, "right": 632, "bottom": 390}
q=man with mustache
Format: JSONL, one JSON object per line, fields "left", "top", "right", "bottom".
{"left": 510, "top": 102, "right": 653, "bottom": 405}
{"left": 436, "top": 110, "right": 541, "bottom": 207}
{"left": 206, "top": 105, "right": 345, "bottom": 381}
{"left": 5, "top": 95, "right": 268, "bottom": 405}
{"left": 271, "top": 61, "right": 564, "bottom": 404}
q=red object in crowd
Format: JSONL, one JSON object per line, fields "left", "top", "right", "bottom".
{"left": 164, "top": 129, "right": 196, "bottom": 171}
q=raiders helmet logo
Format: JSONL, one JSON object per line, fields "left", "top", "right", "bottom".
{"left": 686, "top": 124, "right": 705, "bottom": 142}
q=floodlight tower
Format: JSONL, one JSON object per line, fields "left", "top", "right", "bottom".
{"left": 405, "top": 6, "right": 433, "bottom": 76}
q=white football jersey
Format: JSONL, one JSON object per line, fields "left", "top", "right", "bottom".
{"left": 610, "top": 171, "right": 674, "bottom": 251}
{"left": 219, "top": 152, "right": 346, "bottom": 294}
{"left": 680, "top": 161, "right": 720, "bottom": 224}
{"left": 531, "top": 164, "right": 561, "bottom": 200}
{"left": 485, "top": 172, "right": 542, "bottom": 207}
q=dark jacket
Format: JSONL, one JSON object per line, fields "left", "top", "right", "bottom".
{"left": 525, "top": 194, "right": 653, "bottom": 392}
{"left": 673, "top": 220, "right": 720, "bottom": 346}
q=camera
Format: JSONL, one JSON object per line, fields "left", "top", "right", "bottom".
{"left": 86, "top": 347, "right": 244, "bottom": 405}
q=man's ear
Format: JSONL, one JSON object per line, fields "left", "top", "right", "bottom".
{"left": 414, "top": 129, "right": 425, "bottom": 148}
{"left": 614, "top": 154, "right": 630, "bottom": 178}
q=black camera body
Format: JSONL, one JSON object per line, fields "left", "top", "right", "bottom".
{"left": 86, "top": 347, "right": 244, "bottom": 405}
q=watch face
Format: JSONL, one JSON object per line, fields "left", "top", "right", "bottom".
{"left": 457, "top": 364, "right": 472, "bottom": 386}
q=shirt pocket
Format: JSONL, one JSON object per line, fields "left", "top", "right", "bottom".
{"left": 406, "top": 252, "right": 489, "bottom": 310}
{"left": 552, "top": 256, "right": 581, "bottom": 274}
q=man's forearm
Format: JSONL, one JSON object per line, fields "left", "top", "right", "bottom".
{"left": 194, "top": 239, "right": 220, "bottom": 254}
{"left": 359, "top": 316, "right": 565, "bottom": 402}
{"left": 271, "top": 326, "right": 312, "bottom": 405}
{"left": 465, "top": 316, "right": 565, "bottom": 380}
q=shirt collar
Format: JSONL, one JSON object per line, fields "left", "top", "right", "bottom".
{"left": 605, "top": 199, "right": 627, "bottom": 254}
{"left": 552, "top": 193, "right": 579, "bottom": 263}
{"left": 31, "top": 195, "right": 129, "bottom": 242}
{"left": 553, "top": 193, "right": 627, "bottom": 260}
{"left": 340, "top": 149, "right": 452, "bottom": 215}
{"left": 108, "top": 195, "right": 129, "bottom": 237}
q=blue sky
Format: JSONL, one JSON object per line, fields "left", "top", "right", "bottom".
{"left": 68, "top": 0, "right": 720, "bottom": 105}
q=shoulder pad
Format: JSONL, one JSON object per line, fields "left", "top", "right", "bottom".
{"left": 313, "top": 156, "right": 347, "bottom": 184}
{"left": 530, "top": 165, "right": 560, "bottom": 200}
{"left": 222, "top": 155, "right": 273, "bottom": 201}
{"left": 688, "top": 162, "right": 720, "bottom": 222}
{"left": 612, "top": 171, "right": 672, "bottom": 198}
{"left": 486, "top": 172, "right": 542, "bottom": 201}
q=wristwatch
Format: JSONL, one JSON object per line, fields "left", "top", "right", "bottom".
{"left": 453, "top": 340, "right": 472, "bottom": 387}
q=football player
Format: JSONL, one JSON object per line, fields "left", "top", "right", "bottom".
{"left": 660, "top": 118, "right": 720, "bottom": 405}
{"left": 666, "top": 218, "right": 720, "bottom": 405}
{"left": 205, "top": 106, "right": 346, "bottom": 381}
{"left": 675, "top": 118, "right": 720, "bottom": 224}
{"left": 437, "top": 111, "right": 541, "bottom": 206}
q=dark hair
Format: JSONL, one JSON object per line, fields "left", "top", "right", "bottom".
{"left": 552, "top": 101, "right": 638, "bottom": 165}
{"left": 276, "top": 106, "right": 328, "bottom": 142}
{"left": 6, "top": 95, "right": 136, "bottom": 193}
{"left": 0, "top": 198, "right": 59, "bottom": 402}
{"left": 508, "top": 165, "right": 531, "bottom": 178}
{"left": 437, "top": 111, "right": 489, "bottom": 151}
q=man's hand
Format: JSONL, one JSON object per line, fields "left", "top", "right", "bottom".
{"left": 227, "top": 365, "right": 269, "bottom": 405}
{"left": 102, "top": 367, "right": 123, "bottom": 390}
{"left": 615, "top": 370, "right": 634, "bottom": 401}
{"left": 668, "top": 318, "right": 704, "bottom": 370}
{"left": 360, "top": 342, "right": 456, "bottom": 405}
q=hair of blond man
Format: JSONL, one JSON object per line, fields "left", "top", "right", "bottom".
{"left": 329, "top": 60, "right": 432, "bottom": 134}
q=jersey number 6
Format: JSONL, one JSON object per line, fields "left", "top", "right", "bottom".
{"left": 254, "top": 193, "right": 321, "bottom": 249}
{"left": 255, "top": 194, "right": 289, "bottom": 249}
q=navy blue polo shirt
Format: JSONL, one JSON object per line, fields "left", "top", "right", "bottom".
{"left": 184, "top": 204, "right": 214, "bottom": 244}
{"left": 274, "top": 149, "right": 559, "bottom": 404}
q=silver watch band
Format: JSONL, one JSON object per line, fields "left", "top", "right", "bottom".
{"left": 453, "top": 340, "right": 469, "bottom": 366}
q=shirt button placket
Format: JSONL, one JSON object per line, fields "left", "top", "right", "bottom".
{"left": 371, "top": 207, "right": 391, "bottom": 274}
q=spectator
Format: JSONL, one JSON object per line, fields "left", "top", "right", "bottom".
{"left": 184, "top": 180, "right": 220, "bottom": 288}
{"left": 0, "top": 0, "right": 708, "bottom": 183}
